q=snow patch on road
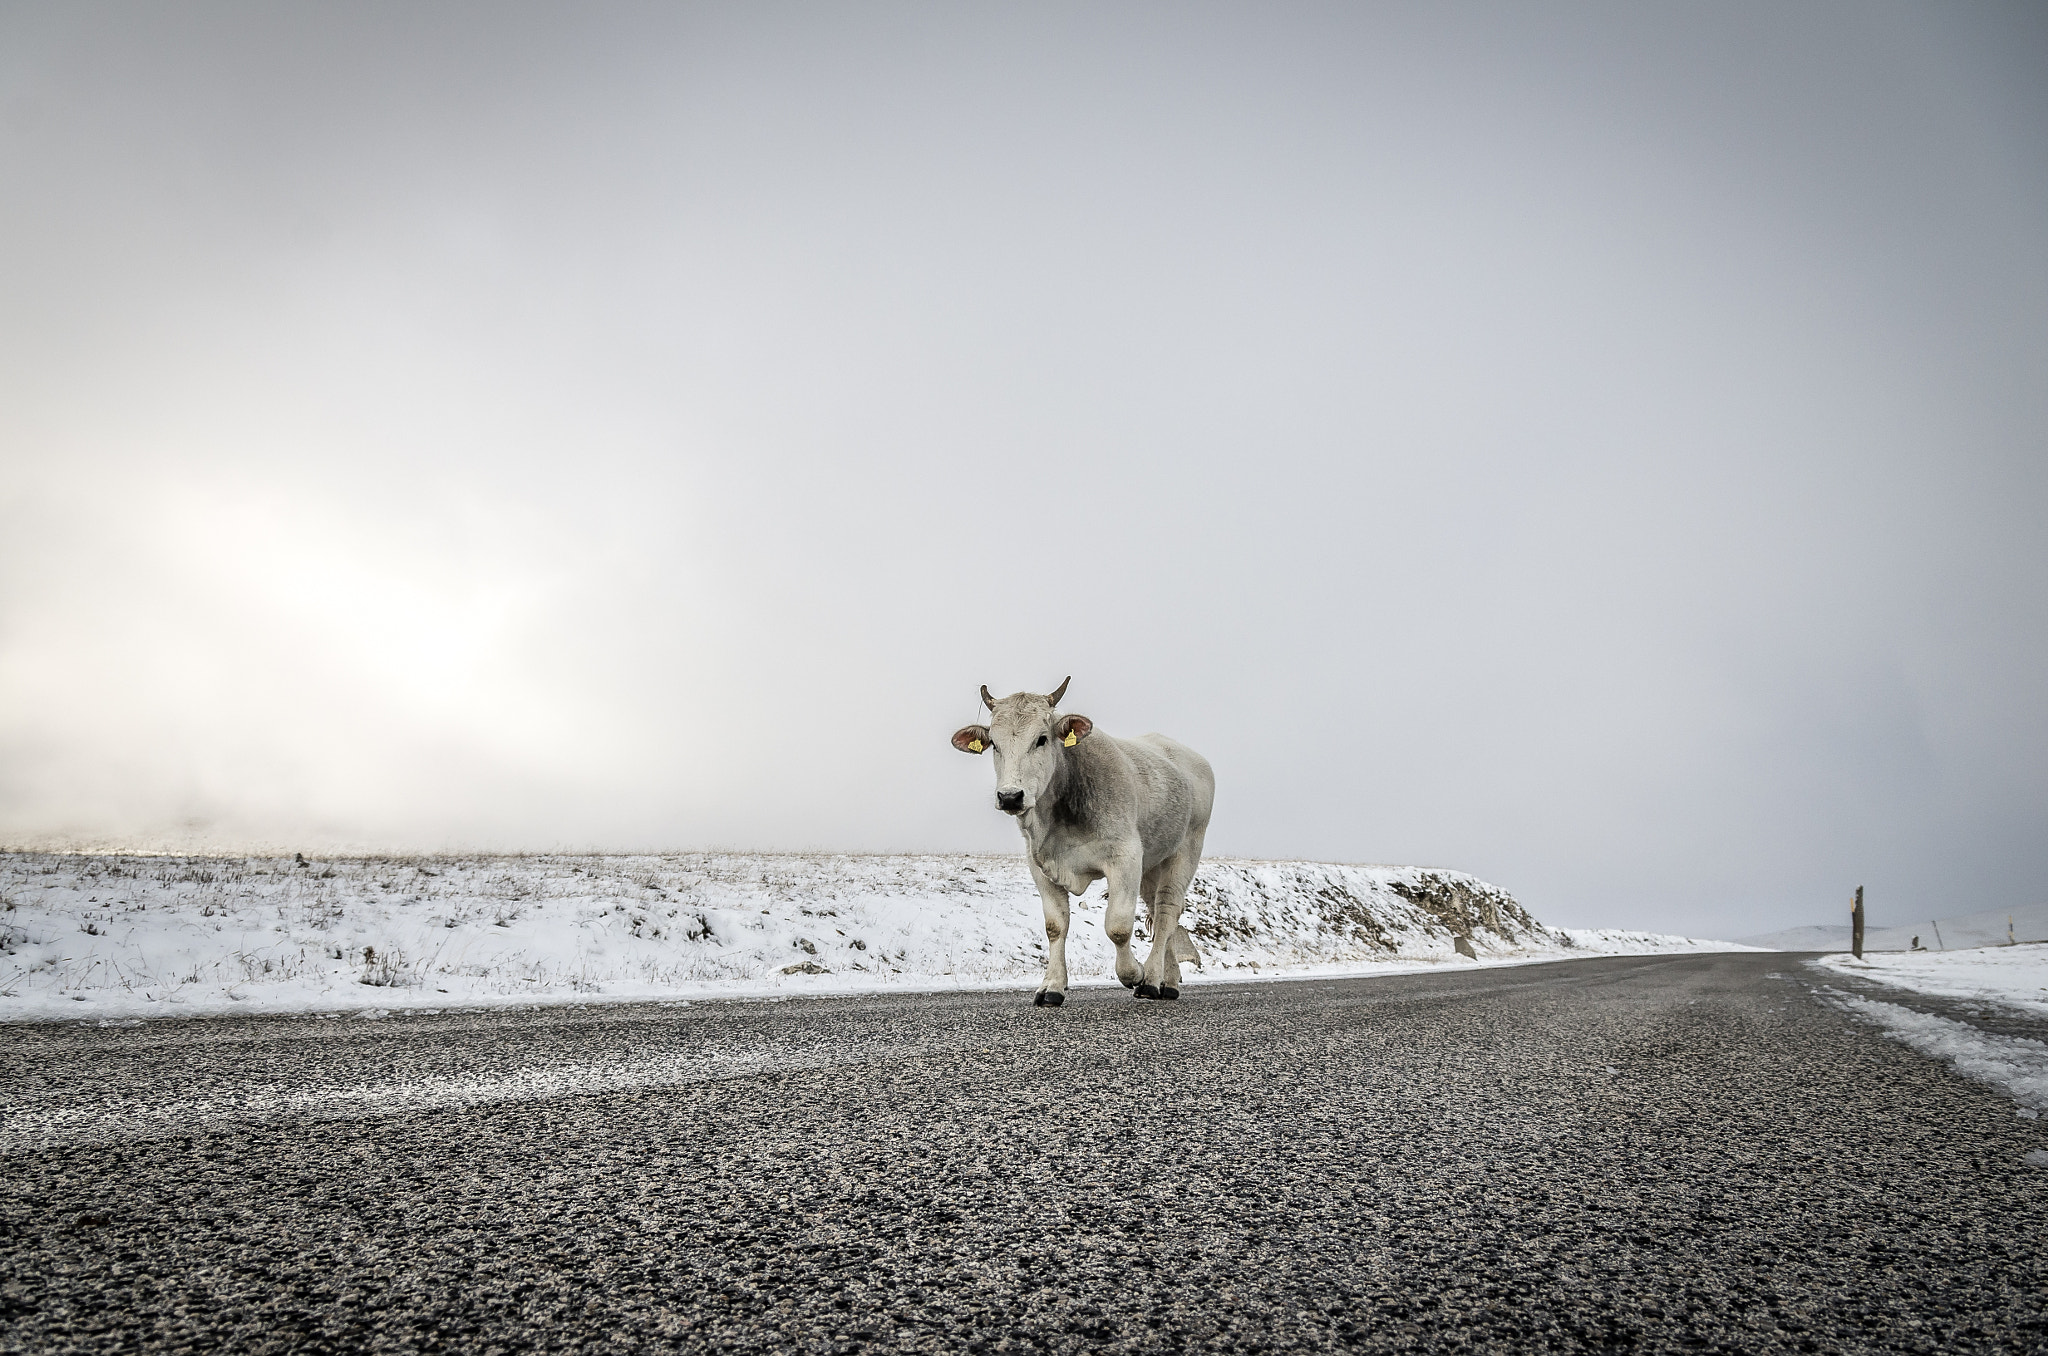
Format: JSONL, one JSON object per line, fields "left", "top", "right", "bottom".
{"left": 0, "top": 851, "right": 1752, "bottom": 1021}
{"left": 1824, "top": 990, "right": 2048, "bottom": 1115}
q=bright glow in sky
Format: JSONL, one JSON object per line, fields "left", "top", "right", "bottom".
{"left": 3, "top": 2, "right": 2044, "bottom": 937}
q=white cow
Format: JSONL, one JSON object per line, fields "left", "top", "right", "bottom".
{"left": 952, "top": 678, "right": 1215, "bottom": 1006}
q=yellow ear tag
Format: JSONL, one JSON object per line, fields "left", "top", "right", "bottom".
{"left": 968, "top": 739, "right": 984, "bottom": 753}
{"left": 1062, "top": 731, "right": 1078, "bottom": 747}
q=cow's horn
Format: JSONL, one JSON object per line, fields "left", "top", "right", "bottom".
{"left": 980, "top": 684, "right": 996, "bottom": 711}
{"left": 1047, "top": 676, "right": 1070, "bottom": 706}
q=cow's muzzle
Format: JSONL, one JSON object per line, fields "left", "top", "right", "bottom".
{"left": 995, "top": 788, "right": 1025, "bottom": 814}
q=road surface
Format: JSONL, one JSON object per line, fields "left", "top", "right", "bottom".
{"left": 3, "top": 953, "right": 2044, "bottom": 1353}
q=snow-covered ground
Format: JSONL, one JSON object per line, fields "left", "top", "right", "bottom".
{"left": 0, "top": 851, "right": 1753, "bottom": 1022}
{"left": 1555, "top": 927, "right": 1766, "bottom": 956}
{"left": 1812, "top": 944, "right": 2048, "bottom": 1018}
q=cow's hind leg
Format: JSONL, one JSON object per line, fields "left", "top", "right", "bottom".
{"left": 1028, "top": 860, "right": 1072, "bottom": 1006}
{"left": 1140, "top": 893, "right": 1187, "bottom": 1000}
{"left": 1136, "top": 861, "right": 1174, "bottom": 1000}
{"left": 1142, "top": 830, "right": 1205, "bottom": 1000}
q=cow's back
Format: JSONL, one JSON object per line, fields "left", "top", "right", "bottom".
{"left": 1109, "top": 733, "right": 1215, "bottom": 868}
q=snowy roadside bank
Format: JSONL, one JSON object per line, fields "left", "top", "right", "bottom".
{"left": 1, "top": 851, "right": 1753, "bottom": 1022}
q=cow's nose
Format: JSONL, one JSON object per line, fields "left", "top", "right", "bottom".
{"left": 995, "top": 788, "right": 1025, "bottom": 813}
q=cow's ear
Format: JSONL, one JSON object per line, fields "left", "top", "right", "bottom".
{"left": 1054, "top": 714, "right": 1093, "bottom": 748}
{"left": 952, "top": 724, "right": 992, "bottom": 754}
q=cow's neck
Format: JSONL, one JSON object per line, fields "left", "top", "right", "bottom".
{"left": 1021, "top": 748, "right": 1090, "bottom": 854}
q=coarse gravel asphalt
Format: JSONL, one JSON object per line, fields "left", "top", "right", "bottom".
{"left": 3, "top": 952, "right": 2045, "bottom": 1354}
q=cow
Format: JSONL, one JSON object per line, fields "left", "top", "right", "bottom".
{"left": 951, "top": 678, "right": 1215, "bottom": 1006}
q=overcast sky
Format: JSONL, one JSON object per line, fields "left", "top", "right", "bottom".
{"left": 2, "top": 2, "right": 2043, "bottom": 937}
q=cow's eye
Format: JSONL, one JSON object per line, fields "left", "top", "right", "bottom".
{"left": 1035, "top": 735, "right": 1048, "bottom": 748}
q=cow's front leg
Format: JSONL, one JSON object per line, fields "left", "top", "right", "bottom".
{"left": 1104, "top": 850, "right": 1144, "bottom": 991}
{"left": 1027, "top": 860, "right": 1072, "bottom": 1007}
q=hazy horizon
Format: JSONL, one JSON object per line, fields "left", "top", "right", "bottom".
{"left": 4, "top": 2, "right": 2045, "bottom": 938}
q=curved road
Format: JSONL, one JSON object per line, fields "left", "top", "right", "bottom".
{"left": 4, "top": 953, "right": 2045, "bottom": 1353}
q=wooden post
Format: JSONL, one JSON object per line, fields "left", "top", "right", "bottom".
{"left": 1852, "top": 886, "right": 1864, "bottom": 960}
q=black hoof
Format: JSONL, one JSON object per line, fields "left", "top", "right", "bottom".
{"left": 1158, "top": 986, "right": 1179, "bottom": 1000}
{"left": 1034, "top": 990, "right": 1064, "bottom": 1007}
{"left": 1135, "top": 983, "right": 1160, "bottom": 1000}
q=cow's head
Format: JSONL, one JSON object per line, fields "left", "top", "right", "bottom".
{"left": 951, "top": 676, "right": 1094, "bottom": 816}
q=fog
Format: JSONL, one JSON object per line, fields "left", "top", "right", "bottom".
{"left": 3, "top": 2, "right": 2044, "bottom": 937}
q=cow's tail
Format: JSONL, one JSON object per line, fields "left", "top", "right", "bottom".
{"left": 1170, "top": 925, "right": 1203, "bottom": 969}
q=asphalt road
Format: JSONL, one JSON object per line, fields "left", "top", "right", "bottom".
{"left": 4, "top": 953, "right": 2045, "bottom": 1354}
